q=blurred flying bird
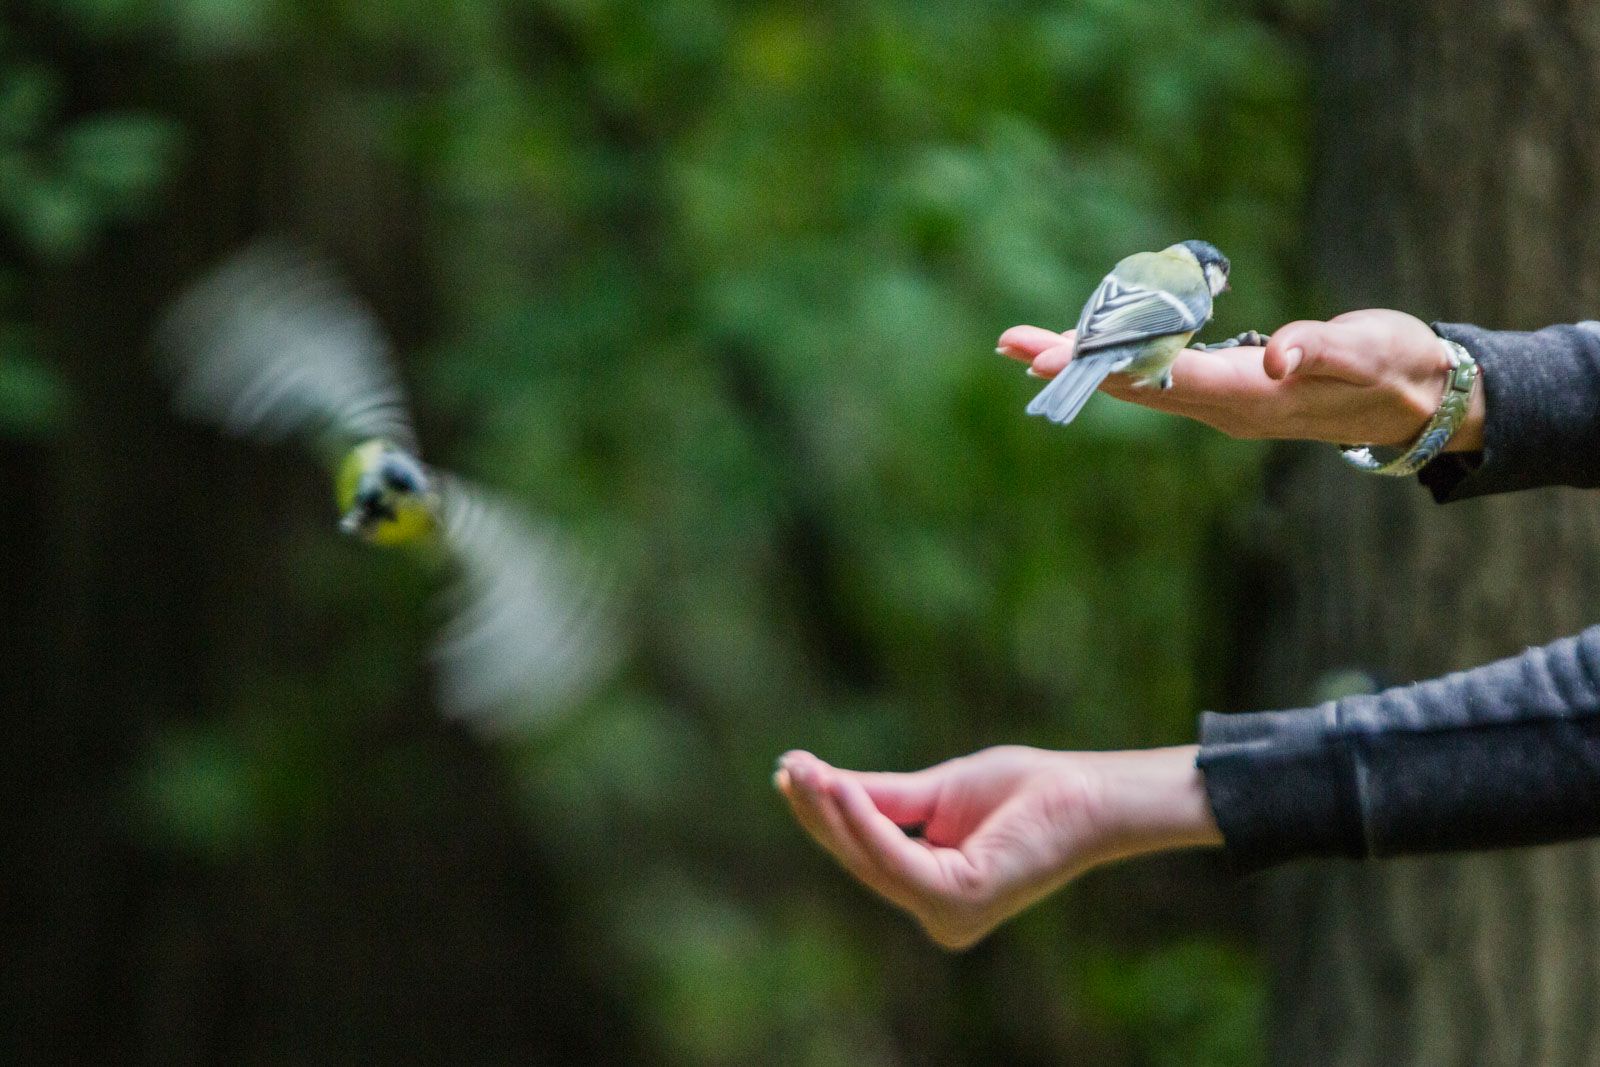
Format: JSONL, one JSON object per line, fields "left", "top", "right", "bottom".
{"left": 1026, "top": 239, "right": 1253, "bottom": 425}
{"left": 159, "top": 243, "right": 614, "bottom": 732}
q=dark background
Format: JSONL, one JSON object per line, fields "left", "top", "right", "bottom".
{"left": 1, "top": 1, "right": 1316, "bottom": 1062}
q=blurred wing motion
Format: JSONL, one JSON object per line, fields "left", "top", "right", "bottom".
{"left": 433, "top": 475, "right": 616, "bottom": 730}
{"left": 159, "top": 242, "right": 617, "bottom": 730}
{"left": 158, "top": 243, "right": 419, "bottom": 454}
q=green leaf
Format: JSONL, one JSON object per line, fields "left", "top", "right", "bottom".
{"left": 0, "top": 329, "right": 66, "bottom": 437}
{"left": 0, "top": 64, "right": 60, "bottom": 142}
{"left": 59, "top": 111, "right": 183, "bottom": 215}
{"left": 1082, "top": 939, "right": 1266, "bottom": 1067}
{"left": 9, "top": 179, "right": 98, "bottom": 259}
{"left": 136, "top": 725, "right": 262, "bottom": 856}
{"left": 168, "top": 0, "right": 279, "bottom": 52}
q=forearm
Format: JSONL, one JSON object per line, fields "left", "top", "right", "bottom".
{"left": 1083, "top": 746, "right": 1223, "bottom": 866}
{"left": 1197, "top": 624, "right": 1600, "bottom": 871}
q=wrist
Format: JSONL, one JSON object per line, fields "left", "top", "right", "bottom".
{"left": 1079, "top": 746, "right": 1223, "bottom": 866}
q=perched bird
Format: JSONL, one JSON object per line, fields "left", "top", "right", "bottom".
{"left": 1026, "top": 239, "right": 1233, "bottom": 426}
{"left": 159, "top": 243, "right": 614, "bottom": 732}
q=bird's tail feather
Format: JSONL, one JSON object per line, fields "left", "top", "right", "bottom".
{"left": 1025, "top": 358, "right": 1114, "bottom": 425}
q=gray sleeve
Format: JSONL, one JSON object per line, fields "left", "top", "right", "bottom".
{"left": 1196, "top": 625, "right": 1600, "bottom": 871}
{"left": 1418, "top": 321, "right": 1600, "bottom": 502}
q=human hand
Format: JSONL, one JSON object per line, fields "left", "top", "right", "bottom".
{"left": 997, "top": 309, "right": 1485, "bottom": 450}
{"left": 774, "top": 745, "right": 1219, "bottom": 950}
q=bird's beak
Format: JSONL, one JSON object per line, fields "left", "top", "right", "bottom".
{"left": 339, "top": 509, "right": 367, "bottom": 537}
{"left": 1223, "top": 279, "right": 1232, "bottom": 292}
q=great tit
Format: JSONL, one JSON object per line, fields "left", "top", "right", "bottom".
{"left": 159, "top": 244, "right": 614, "bottom": 731}
{"left": 1026, "top": 239, "right": 1232, "bottom": 426}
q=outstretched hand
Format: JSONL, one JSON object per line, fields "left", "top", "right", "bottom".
{"left": 774, "top": 746, "right": 1219, "bottom": 950}
{"left": 998, "top": 309, "right": 1485, "bottom": 450}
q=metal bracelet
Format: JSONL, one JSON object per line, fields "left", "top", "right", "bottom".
{"left": 1339, "top": 337, "right": 1479, "bottom": 477}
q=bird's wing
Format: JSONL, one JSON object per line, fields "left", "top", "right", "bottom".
{"left": 1071, "top": 255, "right": 1206, "bottom": 356}
{"left": 158, "top": 243, "right": 419, "bottom": 456}
{"left": 431, "top": 474, "right": 616, "bottom": 731}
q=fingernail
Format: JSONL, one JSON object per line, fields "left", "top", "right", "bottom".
{"left": 772, "top": 768, "right": 790, "bottom": 792}
{"left": 995, "top": 346, "right": 1012, "bottom": 356}
{"left": 1283, "top": 346, "right": 1304, "bottom": 373}
{"left": 1025, "top": 366, "right": 1043, "bottom": 378}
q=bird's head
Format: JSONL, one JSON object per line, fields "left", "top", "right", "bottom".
{"left": 336, "top": 439, "right": 437, "bottom": 546}
{"left": 1176, "top": 239, "right": 1231, "bottom": 296}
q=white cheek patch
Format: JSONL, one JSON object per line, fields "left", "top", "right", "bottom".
{"left": 1205, "top": 264, "right": 1227, "bottom": 296}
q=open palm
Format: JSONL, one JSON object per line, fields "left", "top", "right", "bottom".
{"left": 998, "top": 308, "right": 1476, "bottom": 448}
{"left": 776, "top": 747, "right": 1111, "bottom": 949}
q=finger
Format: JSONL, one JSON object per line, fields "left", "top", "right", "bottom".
{"left": 834, "top": 768, "right": 942, "bottom": 827}
{"left": 777, "top": 754, "right": 851, "bottom": 861}
{"left": 783, "top": 766, "right": 859, "bottom": 870}
{"left": 1261, "top": 321, "right": 1316, "bottom": 379}
{"left": 830, "top": 773, "right": 945, "bottom": 899}
{"left": 783, "top": 755, "right": 888, "bottom": 887}
{"left": 997, "top": 325, "right": 1069, "bottom": 360}
{"left": 1098, "top": 347, "right": 1278, "bottom": 412}
{"left": 1164, "top": 347, "right": 1279, "bottom": 402}
{"left": 806, "top": 767, "right": 927, "bottom": 908}
{"left": 778, "top": 768, "right": 831, "bottom": 850}
{"left": 1261, "top": 320, "right": 1366, "bottom": 382}
{"left": 1029, "top": 341, "right": 1076, "bottom": 379}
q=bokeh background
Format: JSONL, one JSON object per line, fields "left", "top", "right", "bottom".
{"left": 2, "top": 2, "right": 1318, "bottom": 1062}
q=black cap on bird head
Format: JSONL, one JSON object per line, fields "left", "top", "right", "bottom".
{"left": 1177, "top": 239, "right": 1230, "bottom": 295}
{"left": 340, "top": 468, "right": 397, "bottom": 537}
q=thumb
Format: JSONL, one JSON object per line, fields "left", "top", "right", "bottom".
{"left": 1262, "top": 320, "right": 1335, "bottom": 380}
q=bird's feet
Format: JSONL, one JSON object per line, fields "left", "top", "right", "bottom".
{"left": 1192, "top": 329, "right": 1268, "bottom": 351}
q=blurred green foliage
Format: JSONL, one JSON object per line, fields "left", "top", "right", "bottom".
{"left": 0, "top": 321, "right": 63, "bottom": 435}
{"left": 1082, "top": 939, "right": 1265, "bottom": 1067}
{"left": 5, "top": 0, "right": 1308, "bottom": 1062}
{"left": 0, "top": 53, "right": 181, "bottom": 258}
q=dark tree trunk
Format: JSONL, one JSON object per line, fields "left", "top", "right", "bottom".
{"left": 1249, "top": 3, "right": 1600, "bottom": 1064}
